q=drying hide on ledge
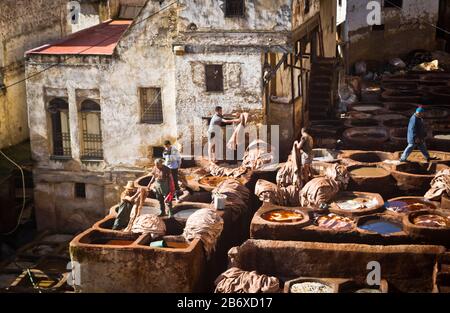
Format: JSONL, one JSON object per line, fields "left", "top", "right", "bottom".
{"left": 215, "top": 267, "right": 280, "bottom": 293}
{"left": 130, "top": 214, "right": 166, "bottom": 238}
{"left": 183, "top": 209, "right": 224, "bottom": 259}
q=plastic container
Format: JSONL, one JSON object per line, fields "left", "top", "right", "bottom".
{"left": 213, "top": 194, "right": 227, "bottom": 210}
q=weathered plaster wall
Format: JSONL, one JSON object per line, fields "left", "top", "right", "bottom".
{"left": 26, "top": 4, "right": 177, "bottom": 232}
{"left": 292, "top": 0, "right": 321, "bottom": 30}
{"left": 0, "top": 0, "right": 68, "bottom": 148}
{"left": 178, "top": 0, "right": 292, "bottom": 32}
{"left": 346, "top": 0, "right": 439, "bottom": 65}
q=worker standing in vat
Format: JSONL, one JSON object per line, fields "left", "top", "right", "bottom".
{"left": 208, "top": 106, "right": 240, "bottom": 162}
{"left": 298, "top": 128, "right": 314, "bottom": 184}
{"left": 147, "top": 159, "right": 174, "bottom": 217}
{"left": 163, "top": 140, "right": 182, "bottom": 202}
{"left": 400, "top": 107, "right": 438, "bottom": 163}
{"left": 112, "top": 181, "right": 141, "bottom": 230}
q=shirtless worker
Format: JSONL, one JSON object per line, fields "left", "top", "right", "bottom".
{"left": 207, "top": 106, "right": 240, "bottom": 162}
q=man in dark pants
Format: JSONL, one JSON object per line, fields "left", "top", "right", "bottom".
{"left": 163, "top": 140, "right": 182, "bottom": 201}
{"left": 400, "top": 107, "right": 437, "bottom": 162}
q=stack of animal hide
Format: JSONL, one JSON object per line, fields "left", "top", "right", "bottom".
{"left": 130, "top": 214, "right": 166, "bottom": 239}
{"left": 424, "top": 168, "right": 450, "bottom": 201}
{"left": 255, "top": 179, "right": 300, "bottom": 207}
{"left": 183, "top": 209, "right": 224, "bottom": 259}
{"left": 212, "top": 179, "right": 251, "bottom": 221}
{"left": 300, "top": 164, "right": 349, "bottom": 208}
{"left": 215, "top": 267, "right": 280, "bottom": 293}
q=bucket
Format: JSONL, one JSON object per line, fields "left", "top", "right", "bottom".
{"left": 213, "top": 194, "right": 227, "bottom": 210}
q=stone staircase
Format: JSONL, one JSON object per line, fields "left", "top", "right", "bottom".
{"left": 308, "top": 57, "right": 338, "bottom": 121}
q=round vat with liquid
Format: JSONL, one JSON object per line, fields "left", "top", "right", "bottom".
{"left": 383, "top": 102, "right": 417, "bottom": 114}
{"left": 403, "top": 210, "right": 450, "bottom": 241}
{"left": 382, "top": 82, "right": 418, "bottom": 92}
{"left": 374, "top": 113, "right": 408, "bottom": 123}
{"left": 347, "top": 165, "right": 393, "bottom": 196}
{"left": 261, "top": 209, "right": 306, "bottom": 224}
{"left": 344, "top": 118, "right": 379, "bottom": 128}
{"left": 357, "top": 215, "right": 403, "bottom": 235}
{"left": 343, "top": 127, "right": 390, "bottom": 149}
{"left": 381, "top": 90, "right": 423, "bottom": 103}
{"left": 430, "top": 131, "right": 450, "bottom": 152}
{"left": 197, "top": 175, "right": 246, "bottom": 192}
{"left": 329, "top": 191, "right": 385, "bottom": 217}
{"left": 346, "top": 151, "right": 395, "bottom": 166}
{"left": 385, "top": 197, "right": 438, "bottom": 215}
{"left": 314, "top": 214, "right": 356, "bottom": 231}
{"left": 349, "top": 103, "right": 385, "bottom": 113}
{"left": 391, "top": 163, "right": 449, "bottom": 193}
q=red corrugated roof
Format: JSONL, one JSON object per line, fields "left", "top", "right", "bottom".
{"left": 27, "top": 20, "right": 133, "bottom": 56}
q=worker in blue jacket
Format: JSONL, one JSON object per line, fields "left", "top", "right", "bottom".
{"left": 400, "top": 107, "right": 436, "bottom": 162}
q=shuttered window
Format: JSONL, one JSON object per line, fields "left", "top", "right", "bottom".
{"left": 140, "top": 88, "right": 163, "bottom": 124}
{"left": 48, "top": 98, "right": 71, "bottom": 157}
{"left": 80, "top": 100, "right": 103, "bottom": 160}
{"left": 205, "top": 64, "right": 224, "bottom": 92}
{"left": 225, "top": 0, "right": 245, "bottom": 17}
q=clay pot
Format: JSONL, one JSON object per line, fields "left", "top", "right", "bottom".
{"left": 343, "top": 127, "right": 390, "bottom": 149}
{"left": 344, "top": 118, "right": 379, "bottom": 128}
{"left": 329, "top": 191, "right": 385, "bottom": 217}
{"left": 403, "top": 210, "right": 450, "bottom": 242}
{"left": 347, "top": 165, "right": 394, "bottom": 196}
{"left": 391, "top": 163, "right": 449, "bottom": 194}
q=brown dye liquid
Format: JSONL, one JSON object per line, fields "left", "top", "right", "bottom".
{"left": 96, "top": 239, "right": 135, "bottom": 246}
{"left": 165, "top": 241, "right": 190, "bottom": 249}
{"left": 199, "top": 176, "right": 228, "bottom": 187}
{"left": 351, "top": 167, "right": 389, "bottom": 177}
{"left": 261, "top": 209, "right": 304, "bottom": 223}
{"left": 413, "top": 215, "right": 450, "bottom": 228}
{"left": 386, "top": 199, "right": 436, "bottom": 214}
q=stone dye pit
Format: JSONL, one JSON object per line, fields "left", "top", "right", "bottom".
{"left": 261, "top": 209, "right": 305, "bottom": 223}
{"left": 343, "top": 127, "right": 390, "bottom": 149}
{"left": 329, "top": 191, "right": 384, "bottom": 217}
{"left": 391, "top": 163, "right": 449, "bottom": 194}
{"left": 385, "top": 197, "right": 439, "bottom": 215}
{"left": 346, "top": 151, "right": 395, "bottom": 166}
{"left": 357, "top": 217, "right": 403, "bottom": 235}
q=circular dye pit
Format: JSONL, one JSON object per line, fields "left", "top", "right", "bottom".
{"left": 382, "top": 82, "right": 418, "bottom": 92}
{"left": 413, "top": 214, "right": 450, "bottom": 228}
{"left": 395, "top": 151, "right": 450, "bottom": 164}
{"left": 381, "top": 91, "right": 423, "bottom": 103}
{"left": 374, "top": 113, "right": 407, "bottom": 123}
{"left": 315, "top": 214, "right": 355, "bottom": 231}
{"left": 358, "top": 218, "right": 402, "bottom": 235}
{"left": 386, "top": 198, "right": 438, "bottom": 214}
{"left": 290, "top": 281, "right": 334, "bottom": 293}
{"left": 173, "top": 208, "right": 199, "bottom": 219}
{"left": 332, "top": 193, "right": 381, "bottom": 213}
{"left": 261, "top": 209, "right": 305, "bottom": 223}
{"left": 383, "top": 102, "right": 417, "bottom": 113}
{"left": 351, "top": 105, "right": 384, "bottom": 113}
{"left": 347, "top": 111, "right": 373, "bottom": 120}
{"left": 344, "top": 118, "right": 379, "bottom": 128}
{"left": 343, "top": 127, "right": 390, "bottom": 148}
{"left": 395, "top": 163, "right": 446, "bottom": 176}
{"left": 350, "top": 166, "right": 390, "bottom": 178}
{"left": 348, "top": 151, "right": 394, "bottom": 164}
{"left": 383, "top": 119, "right": 409, "bottom": 128}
